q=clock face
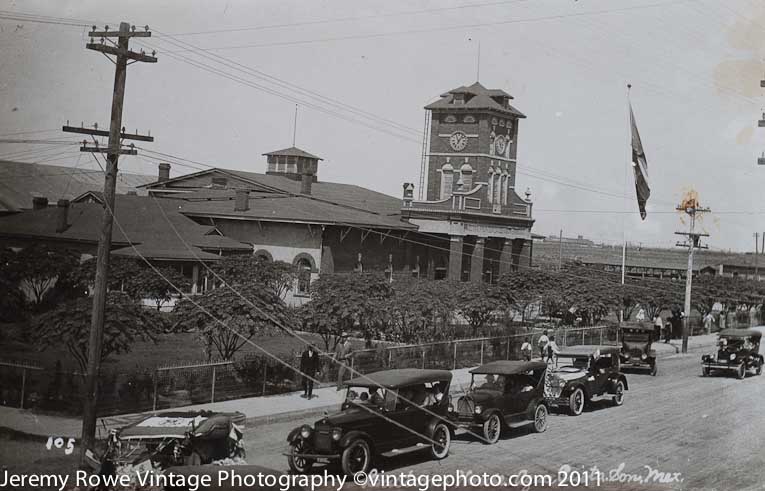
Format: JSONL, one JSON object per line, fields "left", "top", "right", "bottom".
{"left": 494, "top": 135, "right": 507, "bottom": 154}
{"left": 449, "top": 131, "right": 468, "bottom": 151}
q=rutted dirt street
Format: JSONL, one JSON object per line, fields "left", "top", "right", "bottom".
{"left": 242, "top": 349, "right": 765, "bottom": 491}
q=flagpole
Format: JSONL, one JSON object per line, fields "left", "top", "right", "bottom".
{"left": 620, "top": 83, "right": 632, "bottom": 324}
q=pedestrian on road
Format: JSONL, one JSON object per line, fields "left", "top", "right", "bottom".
{"left": 546, "top": 335, "right": 560, "bottom": 364}
{"left": 703, "top": 312, "right": 713, "bottom": 334}
{"left": 538, "top": 330, "right": 549, "bottom": 360}
{"left": 300, "top": 345, "right": 320, "bottom": 399}
{"left": 335, "top": 334, "right": 353, "bottom": 391}
{"left": 521, "top": 337, "right": 532, "bottom": 361}
{"left": 664, "top": 315, "right": 673, "bottom": 343}
{"left": 653, "top": 315, "right": 663, "bottom": 341}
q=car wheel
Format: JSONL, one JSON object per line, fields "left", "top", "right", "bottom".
{"left": 430, "top": 422, "right": 451, "bottom": 459}
{"left": 481, "top": 413, "right": 502, "bottom": 444}
{"left": 650, "top": 361, "right": 657, "bottom": 377}
{"left": 568, "top": 388, "right": 585, "bottom": 416}
{"left": 612, "top": 380, "right": 625, "bottom": 406}
{"left": 287, "top": 439, "right": 314, "bottom": 474}
{"left": 757, "top": 363, "right": 763, "bottom": 376}
{"left": 341, "top": 439, "right": 372, "bottom": 477}
{"left": 533, "top": 404, "right": 548, "bottom": 433}
{"left": 702, "top": 366, "right": 710, "bottom": 377}
{"left": 736, "top": 363, "right": 746, "bottom": 380}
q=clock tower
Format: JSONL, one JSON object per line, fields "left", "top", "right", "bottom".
{"left": 401, "top": 82, "right": 535, "bottom": 282}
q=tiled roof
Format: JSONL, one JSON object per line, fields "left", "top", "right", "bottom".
{"left": 0, "top": 160, "right": 155, "bottom": 213}
{"left": 178, "top": 189, "right": 416, "bottom": 230}
{"left": 262, "top": 146, "right": 322, "bottom": 160}
{"left": 0, "top": 194, "right": 250, "bottom": 260}
{"left": 427, "top": 81, "right": 526, "bottom": 118}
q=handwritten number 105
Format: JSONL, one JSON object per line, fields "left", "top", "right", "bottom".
{"left": 46, "top": 436, "right": 75, "bottom": 455}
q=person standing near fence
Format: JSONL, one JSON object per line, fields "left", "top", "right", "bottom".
{"left": 335, "top": 334, "right": 353, "bottom": 391}
{"left": 537, "top": 330, "right": 549, "bottom": 360}
{"left": 300, "top": 346, "right": 320, "bottom": 399}
{"left": 521, "top": 337, "right": 532, "bottom": 361}
{"left": 546, "top": 335, "right": 560, "bottom": 364}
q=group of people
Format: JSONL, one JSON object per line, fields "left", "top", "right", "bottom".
{"left": 520, "top": 330, "right": 560, "bottom": 364}
{"left": 298, "top": 332, "right": 354, "bottom": 399}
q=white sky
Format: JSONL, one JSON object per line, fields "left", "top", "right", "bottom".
{"left": 1, "top": 0, "right": 764, "bottom": 252}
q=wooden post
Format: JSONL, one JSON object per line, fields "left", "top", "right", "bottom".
{"left": 506, "top": 337, "right": 511, "bottom": 360}
{"left": 563, "top": 329, "right": 567, "bottom": 347}
{"left": 262, "top": 360, "right": 268, "bottom": 395}
{"left": 422, "top": 350, "right": 426, "bottom": 369}
{"left": 211, "top": 366, "right": 216, "bottom": 403}
{"left": 19, "top": 368, "right": 27, "bottom": 409}
{"left": 582, "top": 329, "right": 585, "bottom": 345}
{"left": 600, "top": 328, "right": 603, "bottom": 346}
{"left": 388, "top": 349, "right": 393, "bottom": 368}
{"left": 453, "top": 342, "right": 458, "bottom": 369}
{"left": 152, "top": 370, "right": 158, "bottom": 412}
{"left": 480, "top": 340, "right": 484, "bottom": 365}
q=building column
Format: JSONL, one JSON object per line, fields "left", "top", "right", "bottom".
{"left": 470, "top": 237, "right": 485, "bottom": 283}
{"left": 448, "top": 236, "right": 463, "bottom": 281}
{"left": 191, "top": 264, "right": 199, "bottom": 295}
{"left": 499, "top": 239, "right": 513, "bottom": 276}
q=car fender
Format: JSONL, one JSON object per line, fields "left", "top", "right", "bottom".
{"left": 525, "top": 397, "right": 546, "bottom": 420}
{"left": 338, "top": 430, "right": 375, "bottom": 453}
{"left": 286, "top": 427, "right": 302, "bottom": 444}
{"left": 563, "top": 382, "right": 590, "bottom": 400}
{"left": 608, "top": 375, "right": 629, "bottom": 391}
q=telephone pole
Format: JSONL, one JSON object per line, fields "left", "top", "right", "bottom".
{"left": 755, "top": 233, "right": 760, "bottom": 279}
{"left": 63, "top": 22, "right": 156, "bottom": 466}
{"left": 675, "top": 202, "right": 710, "bottom": 354}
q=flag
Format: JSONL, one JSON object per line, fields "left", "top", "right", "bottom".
{"left": 630, "top": 104, "right": 651, "bottom": 220}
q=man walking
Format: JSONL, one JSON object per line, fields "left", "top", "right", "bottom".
{"left": 537, "top": 330, "right": 549, "bottom": 360}
{"left": 520, "top": 337, "right": 533, "bottom": 361}
{"left": 546, "top": 335, "right": 560, "bottom": 365}
{"left": 335, "top": 334, "right": 353, "bottom": 391}
{"left": 300, "top": 345, "right": 320, "bottom": 399}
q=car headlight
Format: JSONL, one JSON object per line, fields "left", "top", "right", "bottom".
{"left": 623, "top": 353, "right": 630, "bottom": 359}
{"left": 641, "top": 353, "right": 647, "bottom": 360}
{"left": 730, "top": 353, "right": 736, "bottom": 360}
{"left": 558, "top": 380, "right": 566, "bottom": 388}
{"left": 300, "top": 425, "right": 312, "bottom": 439}
{"left": 448, "top": 404, "right": 454, "bottom": 412}
{"left": 474, "top": 405, "right": 483, "bottom": 415}
{"left": 331, "top": 428, "right": 342, "bottom": 441}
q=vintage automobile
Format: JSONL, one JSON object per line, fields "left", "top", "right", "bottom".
{"left": 286, "top": 368, "right": 452, "bottom": 476}
{"left": 545, "top": 345, "right": 628, "bottom": 416}
{"left": 447, "top": 360, "right": 549, "bottom": 444}
{"left": 619, "top": 323, "right": 658, "bottom": 376}
{"left": 98, "top": 410, "right": 246, "bottom": 471}
{"left": 701, "top": 328, "right": 763, "bottom": 379}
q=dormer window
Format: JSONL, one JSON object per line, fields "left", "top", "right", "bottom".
{"left": 453, "top": 93, "right": 465, "bottom": 105}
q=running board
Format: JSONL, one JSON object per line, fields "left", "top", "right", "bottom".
{"left": 381, "top": 444, "right": 428, "bottom": 458}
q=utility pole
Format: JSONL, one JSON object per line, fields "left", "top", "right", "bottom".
{"left": 63, "top": 22, "right": 156, "bottom": 467}
{"left": 755, "top": 232, "right": 760, "bottom": 279}
{"left": 675, "top": 201, "right": 710, "bottom": 354}
{"left": 558, "top": 229, "right": 563, "bottom": 272}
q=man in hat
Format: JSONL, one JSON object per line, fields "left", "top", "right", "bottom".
{"left": 300, "top": 345, "right": 320, "bottom": 399}
{"left": 335, "top": 333, "right": 354, "bottom": 391}
{"left": 537, "top": 330, "right": 549, "bottom": 360}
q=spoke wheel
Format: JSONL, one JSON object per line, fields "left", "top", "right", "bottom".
{"left": 482, "top": 414, "right": 502, "bottom": 444}
{"left": 569, "top": 388, "right": 585, "bottom": 416}
{"left": 430, "top": 423, "right": 451, "bottom": 459}
{"left": 757, "top": 363, "right": 763, "bottom": 376}
{"left": 702, "top": 366, "right": 710, "bottom": 377}
{"left": 533, "top": 404, "right": 548, "bottom": 433}
{"left": 287, "top": 439, "right": 314, "bottom": 474}
{"left": 736, "top": 363, "right": 746, "bottom": 380}
{"left": 612, "top": 381, "right": 625, "bottom": 406}
{"left": 341, "top": 439, "right": 371, "bottom": 477}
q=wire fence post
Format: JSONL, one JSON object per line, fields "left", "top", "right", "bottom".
{"left": 506, "top": 337, "right": 511, "bottom": 360}
{"left": 422, "top": 349, "right": 426, "bottom": 369}
{"left": 563, "top": 329, "right": 567, "bottom": 347}
{"left": 152, "top": 370, "right": 158, "bottom": 412}
{"left": 262, "top": 359, "right": 268, "bottom": 396}
{"left": 600, "top": 328, "right": 603, "bottom": 346}
{"left": 453, "top": 342, "right": 458, "bottom": 370}
{"left": 582, "top": 329, "right": 585, "bottom": 345}
{"left": 480, "top": 339, "right": 484, "bottom": 365}
{"left": 388, "top": 349, "right": 393, "bottom": 368}
{"left": 19, "top": 368, "right": 26, "bottom": 409}
{"left": 211, "top": 366, "right": 216, "bottom": 403}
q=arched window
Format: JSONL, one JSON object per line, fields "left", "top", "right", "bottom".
{"left": 487, "top": 167, "right": 494, "bottom": 204}
{"left": 253, "top": 249, "right": 273, "bottom": 261}
{"left": 296, "top": 258, "right": 312, "bottom": 295}
{"left": 440, "top": 163, "right": 454, "bottom": 200}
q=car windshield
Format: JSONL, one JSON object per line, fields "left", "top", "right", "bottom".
{"left": 623, "top": 332, "right": 650, "bottom": 342}
{"left": 472, "top": 374, "right": 507, "bottom": 391}
{"left": 345, "top": 386, "right": 395, "bottom": 411}
{"left": 719, "top": 336, "right": 744, "bottom": 349}
{"left": 554, "top": 356, "right": 589, "bottom": 372}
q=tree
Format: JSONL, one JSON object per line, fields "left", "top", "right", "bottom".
{"left": 386, "top": 279, "right": 456, "bottom": 343}
{"left": 300, "top": 273, "right": 392, "bottom": 349}
{"left": 174, "top": 283, "right": 293, "bottom": 360}
{"left": 32, "top": 292, "right": 163, "bottom": 375}
{"left": 13, "top": 245, "right": 79, "bottom": 311}
{"left": 0, "top": 248, "right": 26, "bottom": 321}
{"left": 455, "top": 282, "right": 500, "bottom": 336}
{"left": 495, "top": 269, "right": 557, "bottom": 323}
{"left": 209, "top": 255, "right": 296, "bottom": 299}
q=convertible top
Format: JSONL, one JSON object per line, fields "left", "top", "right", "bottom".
{"left": 557, "top": 344, "right": 621, "bottom": 357}
{"left": 118, "top": 411, "right": 245, "bottom": 440}
{"left": 345, "top": 369, "right": 452, "bottom": 389}
{"left": 719, "top": 328, "right": 762, "bottom": 339}
{"left": 470, "top": 360, "right": 547, "bottom": 375}
{"left": 621, "top": 323, "right": 655, "bottom": 332}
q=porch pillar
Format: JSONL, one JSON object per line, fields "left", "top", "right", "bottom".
{"left": 448, "top": 236, "right": 463, "bottom": 281}
{"left": 470, "top": 237, "right": 485, "bottom": 283}
{"left": 191, "top": 264, "right": 199, "bottom": 295}
{"left": 499, "top": 239, "right": 513, "bottom": 276}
